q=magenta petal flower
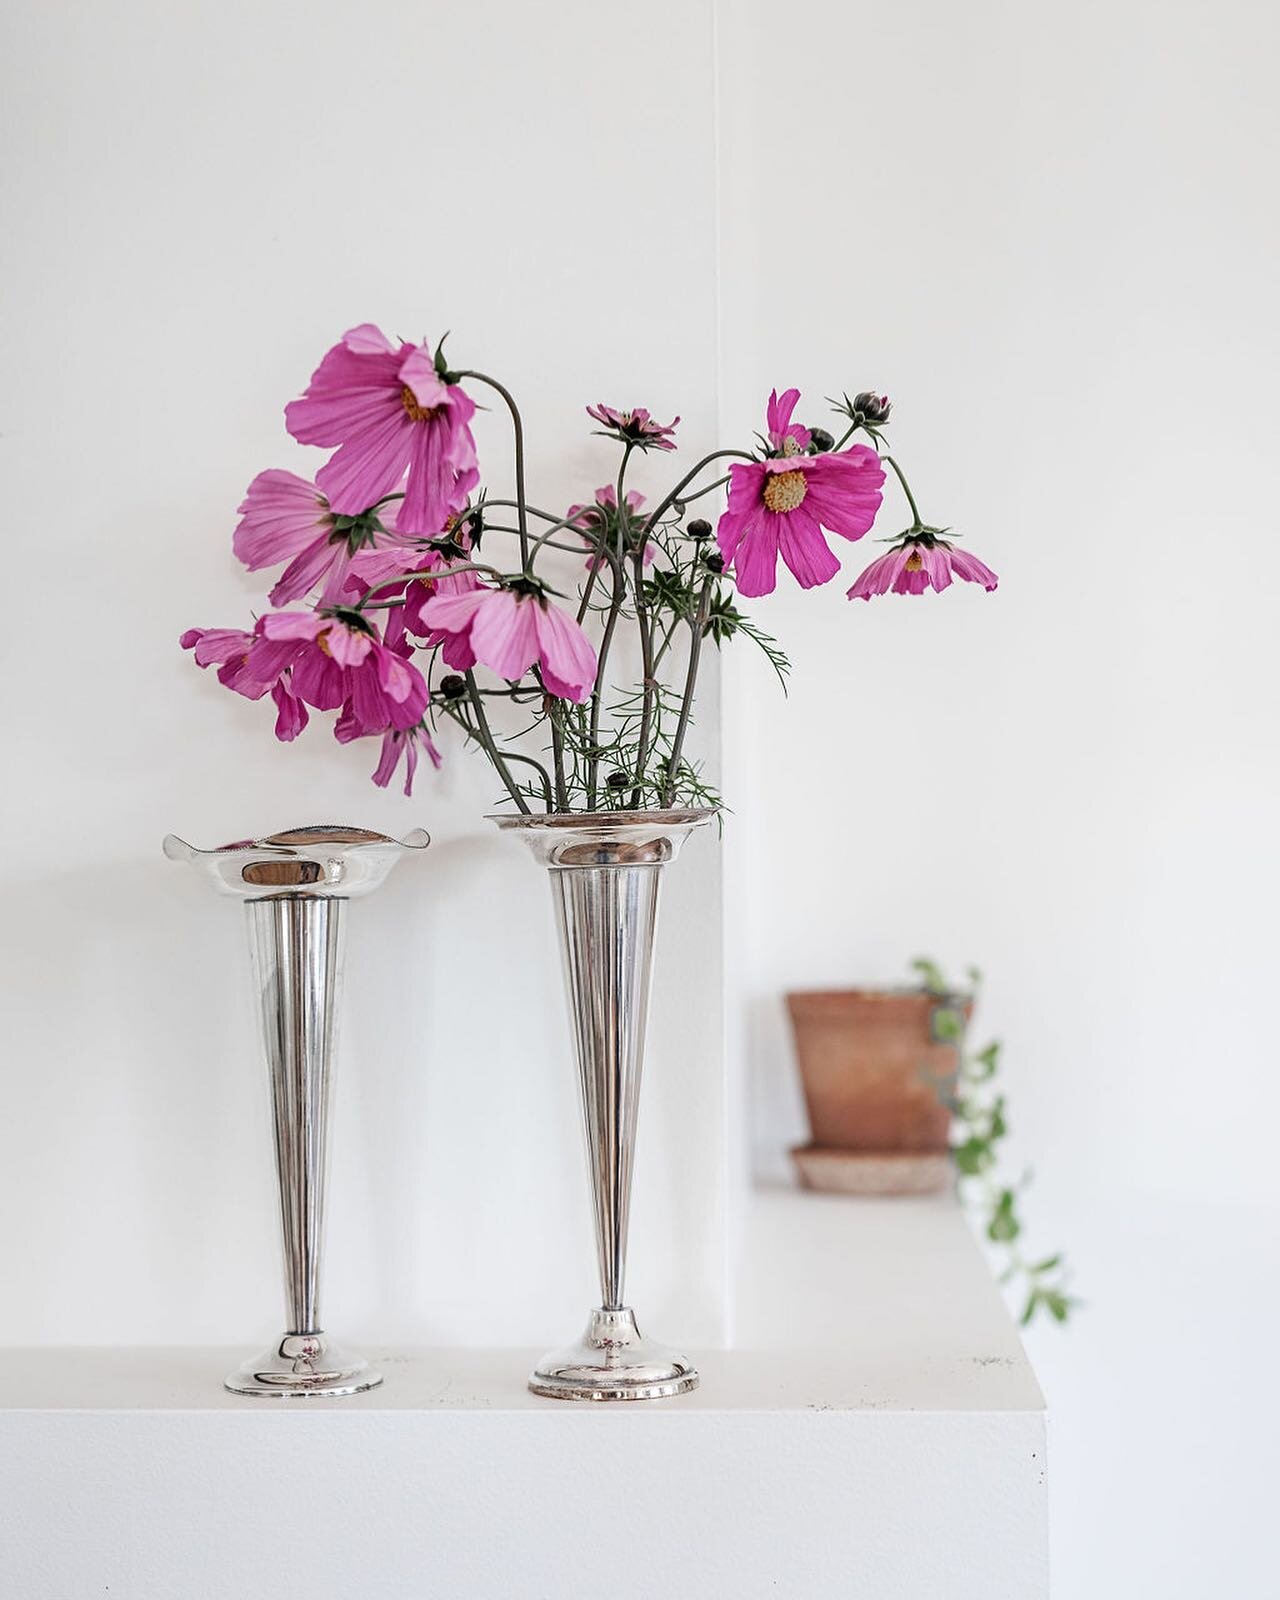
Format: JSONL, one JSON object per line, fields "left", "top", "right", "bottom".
{"left": 567, "top": 485, "right": 654, "bottom": 571}
{"left": 180, "top": 625, "right": 270, "bottom": 698}
{"left": 284, "top": 324, "right": 479, "bottom": 536}
{"left": 420, "top": 587, "right": 598, "bottom": 703}
{"left": 232, "top": 469, "right": 400, "bottom": 607}
{"left": 586, "top": 403, "right": 679, "bottom": 452}
{"left": 716, "top": 391, "right": 885, "bottom": 598}
{"left": 765, "top": 387, "right": 812, "bottom": 454}
{"left": 271, "top": 680, "right": 310, "bottom": 741}
{"left": 846, "top": 539, "right": 998, "bottom": 600}
{"left": 250, "top": 610, "right": 429, "bottom": 731}
{"left": 333, "top": 716, "right": 441, "bottom": 797}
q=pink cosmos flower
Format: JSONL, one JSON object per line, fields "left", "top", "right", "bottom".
{"left": 334, "top": 714, "right": 441, "bottom": 797}
{"left": 846, "top": 539, "right": 999, "bottom": 600}
{"left": 180, "top": 626, "right": 310, "bottom": 740}
{"left": 344, "top": 537, "right": 483, "bottom": 647}
{"left": 419, "top": 586, "right": 598, "bottom": 702}
{"left": 566, "top": 485, "right": 655, "bottom": 571}
{"left": 285, "top": 324, "right": 479, "bottom": 536}
{"left": 247, "top": 611, "right": 429, "bottom": 733}
{"left": 586, "top": 403, "right": 679, "bottom": 452}
{"left": 232, "top": 469, "right": 399, "bottom": 606}
{"left": 716, "top": 389, "right": 886, "bottom": 598}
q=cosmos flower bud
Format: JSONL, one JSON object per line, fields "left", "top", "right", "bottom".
{"left": 686, "top": 518, "right": 713, "bottom": 540}
{"left": 808, "top": 427, "right": 835, "bottom": 453}
{"left": 852, "top": 391, "right": 891, "bottom": 425}
{"left": 606, "top": 770, "right": 631, "bottom": 790}
{"left": 703, "top": 550, "right": 725, "bottom": 574}
{"left": 438, "top": 673, "right": 468, "bottom": 700}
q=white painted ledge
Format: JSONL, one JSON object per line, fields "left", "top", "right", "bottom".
{"left": 0, "top": 1190, "right": 1047, "bottom": 1599}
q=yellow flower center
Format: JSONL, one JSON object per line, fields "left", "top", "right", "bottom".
{"left": 905, "top": 550, "right": 924, "bottom": 570}
{"left": 401, "top": 385, "right": 438, "bottom": 423}
{"left": 762, "top": 469, "right": 808, "bottom": 514}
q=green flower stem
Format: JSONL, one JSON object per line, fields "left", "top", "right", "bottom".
{"left": 452, "top": 370, "right": 531, "bottom": 567}
{"left": 678, "top": 471, "right": 732, "bottom": 506}
{"left": 883, "top": 453, "right": 924, "bottom": 529}
{"left": 641, "top": 449, "right": 756, "bottom": 544}
{"left": 629, "top": 547, "right": 657, "bottom": 807}
{"left": 661, "top": 573, "right": 714, "bottom": 808}
{"left": 585, "top": 556, "right": 627, "bottom": 811}
{"left": 464, "top": 670, "right": 530, "bottom": 813}
{"left": 352, "top": 561, "right": 500, "bottom": 611}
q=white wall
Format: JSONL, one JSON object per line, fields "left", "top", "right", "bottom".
{"left": 0, "top": 0, "right": 727, "bottom": 1348}
{"left": 717, "top": 2, "right": 1280, "bottom": 1597}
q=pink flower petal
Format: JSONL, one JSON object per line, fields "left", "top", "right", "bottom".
{"left": 949, "top": 547, "right": 999, "bottom": 590}
{"left": 470, "top": 590, "right": 540, "bottom": 681}
{"left": 776, "top": 506, "right": 841, "bottom": 590}
{"left": 532, "top": 598, "right": 598, "bottom": 703}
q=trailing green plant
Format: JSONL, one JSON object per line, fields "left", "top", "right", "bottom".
{"left": 911, "top": 957, "right": 1079, "bottom": 1328}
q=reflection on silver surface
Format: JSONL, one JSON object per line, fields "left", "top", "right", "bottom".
{"left": 165, "top": 825, "right": 428, "bottom": 1397}
{"left": 492, "top": 808, "right": 714, "bottom": 1400}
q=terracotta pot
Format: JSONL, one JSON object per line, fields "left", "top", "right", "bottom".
{"left": 786, "top": 988, "right": 968, "bottom": 1155}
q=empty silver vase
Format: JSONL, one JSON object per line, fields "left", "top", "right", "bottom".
{"left": 492, "top": 808, "right": 714, "bottom": 1400}
{"left": 164, "top": 825, "right": 429, "bottom": 1396}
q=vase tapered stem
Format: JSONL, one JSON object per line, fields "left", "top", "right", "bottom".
{"left": 491, "top": 808, "right": 714, "bottom": 1402}
{"left": 553, "top": 858, "right": 658, "bottom": 1313}
{"left": 164, "top": 824, "right": 429, "bottom": 1397}
{"left": 249, "top": 894, "right": 342, "bottom": 1341}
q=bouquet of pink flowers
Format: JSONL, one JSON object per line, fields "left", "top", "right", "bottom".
{"left": 182, "top": 324, "right": 997, "bottom": 809}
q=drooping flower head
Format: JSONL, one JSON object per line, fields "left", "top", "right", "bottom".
{"left": 334, "top": 718, "right": 441, "bottom": 798}
{"left": 285, "top": 324, "right": 478, "bottom": 536}
{"left": 586, "top": 403, "right": 679, "bottom": 452}
{"left": 343, "top": 521, "right": 484, "bottom": 648}
{"left": 420, "top": 583, "right": 598, "bottom": 702}
{"left": 232, "top": 469, "right": 399, "bottom": 606}
{"left": 245, "top": 609, "right": 429, "bottom": 734}
{"left": 716, "top": 388, "right": 885, "bottom": 597}
{"left": 566, "top": 484, "right": 655, "bottom": 571}
{"left": 846, "top": 536, "right": 998, "bottom": 601}
{"left": 179, "top": 625, "right": 309, "bottom": 741}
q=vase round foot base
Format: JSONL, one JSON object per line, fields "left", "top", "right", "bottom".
{"left": 529, "top": 1308, "right": 699, "bottom": 1402}
{"left": 224, "top": 1333, "right": 382, "bottom": 1398}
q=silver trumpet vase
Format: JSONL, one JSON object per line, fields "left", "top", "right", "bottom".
{"left": 164, "top": 825, "right": 429, "bottom": 1396}
{"left": 492, "top": 808, "right": 714, "bottom": 1401}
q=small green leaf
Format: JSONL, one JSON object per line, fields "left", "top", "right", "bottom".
{"left": 987, "top": 1189, "right": 1021, "bottom": 1243}
{"left": 911, "top": 957, "right": 949, "bottom": 995}
{"left": 1044, "top": 1290, "right": 1071, "bottom": 1323}
{"left": 1031, "top": 1253, "right": 1062, "bottom": 1274}
{"left": 954, "top": 1138, "right": 991, "bottom": 1177}
{"left": 932, "top": 1007, "right": 963, "bottom": 1042}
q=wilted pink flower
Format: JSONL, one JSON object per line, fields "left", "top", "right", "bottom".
{"left": 180, "top": 626, "right": 310, "bottom": 741}
{"left": 232, "top": 469, "right": 396, "bottom": 606}
{"left": 567, "top": 485, "right": 655, "bottom": 571}
{"left": 586, "top": 403, "right": 679, "bottom": 452}
{"left": 249, "top": 610, "right": 429, "bottom": 733}
{"left": 334, "top": 715, "right": 441, "bottom": 797}
{"left": 270, "top": 680, "right": 310, "bottom": 741}
{"left": 285, "top": 324, "right": 478, "bottom": 536}
{"left": 716, "top": 389, "right": 885, "bottom": 597}
{"left": 344, "top": 535, "right": 483, "bottom": 647}
{"left": 846, "top": 539, "right": 999, "bottom": 600}
{"left": 420, "top": 586, "right": 598, "bottom": 702}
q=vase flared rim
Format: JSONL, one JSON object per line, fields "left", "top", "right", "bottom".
{"left": 163, "top": 823, "right": 429, "bottom": 898}
{"left": 486, "top": 807, "right": 717, "bottom": 831}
